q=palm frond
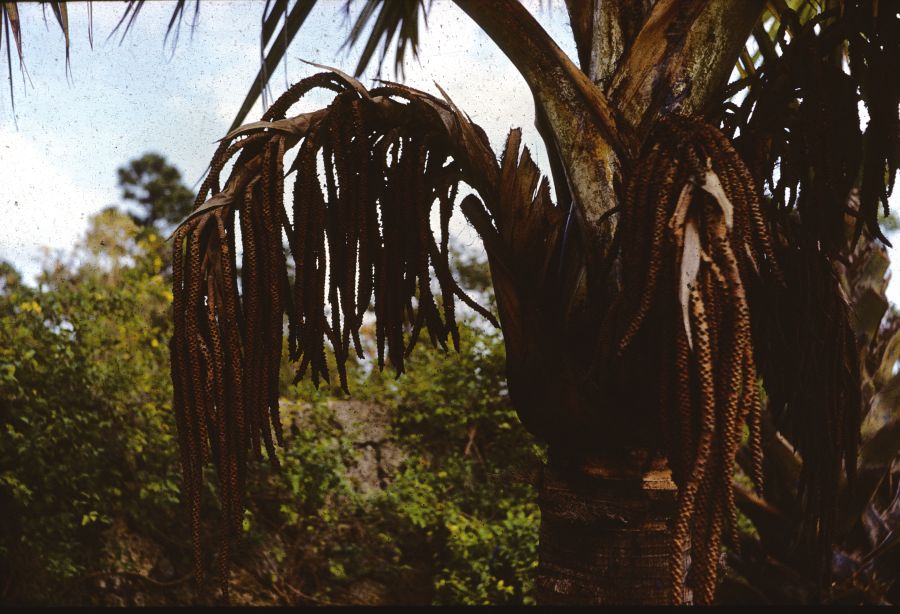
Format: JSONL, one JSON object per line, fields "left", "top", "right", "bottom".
{"left": 4, "top": 2, "right": 23, "bottom": 66}
{"left": 108, "top": 0, "right": 200, "bottom": 48}
{"left": 1, "top": 1, "right": 205, "bottom": 111}
{"left": 47, "top": 1, "right": 70, "bottom": 76}
{"left": 343, "top": 0, "right": 428, "bottom": 79}
{"left": 0, "top": 1, "right": 31, "bottom": 116}
{"left": 227, "top": 0, "right": 317, "bottom": 136}
{"left": 1, "top": 4, "right": 15, "bottom": 111}
{"left": 714, "top": 3, "right": 897, "bottom": 591}
{"left": 86, "top": 0, "right": 93, "bottom": 49}
{"left": 163, "top": 0, "right": 200, "bottom": 51}
{"left": 723, "top": 0, "right": 899, "bottom": 252}
{"left": 1, "top": 1, "right": 432, "bottom": 140}
{"left": 171, "top": 68, "right": 504, "bottom": 597}
{"left": 107, "top": 0, "right": 144, "bottom": 44}
{"left": 229, "top": 0, "right": 432, "bottom": 137}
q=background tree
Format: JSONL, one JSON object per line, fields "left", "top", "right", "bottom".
{"left": 117, "top": 153, "right": 196, "bottom": 231}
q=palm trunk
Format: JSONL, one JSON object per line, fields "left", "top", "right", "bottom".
{"left": 534, "top": 450, "right": 688, "bottom": 605}
{"left": 453, "top": 0, "right": 766, "bottom": 605}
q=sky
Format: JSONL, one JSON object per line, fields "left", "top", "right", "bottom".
{"left": 0, "top": 0, "right": 898, "bottom": 303}
{"left": 0, "top": 0, "right": 574, "bottom": 282}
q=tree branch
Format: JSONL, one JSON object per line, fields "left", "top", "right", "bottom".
{"left": 453, "top": 0, "right": 635, "bottom": 273}
{"left": 453, "top": 0, "right": 628, "bottom": 153}
{"left": 608, "top": 0, "right": 766, "bottom": 144}
{"left": 589, "top": 0, "right": 656, "bottom": 91}
{"left": 564, "top": 0, "right": 594, "bottom": 74}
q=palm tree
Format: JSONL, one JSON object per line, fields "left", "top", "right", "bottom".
{"left": 6, "top": 0, "right": 899, "bottom": 605}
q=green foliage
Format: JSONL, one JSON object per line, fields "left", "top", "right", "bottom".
{"left": 0, "top": 189, "right": 540, "bottom": 606}
{"left": 0, "top": 210, "right": 177, "bottom": 601}
{"left": 248, "top": 398, "right": 357, "bottom": 522}
{"left": 347, "top": 324, "right": 543, "bottom": 605}
{"left": 231, "top": 321, "right": 542, "bottom": 606}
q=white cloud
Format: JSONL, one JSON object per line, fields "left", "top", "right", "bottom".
{"left": 0, "top": 129, "right": 117, "bottom": 281}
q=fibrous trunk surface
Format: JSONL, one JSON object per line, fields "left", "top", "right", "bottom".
{"left": 536, "top": 451, "right": 688, "bottom": 605}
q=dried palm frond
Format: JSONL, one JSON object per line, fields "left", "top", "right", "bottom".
{"left": 749, "top": 220, "right": 863, "bottom": 588}
{"left": 230, "top": 0, "right": 431, "bottom": 135}
{"left": 171, "top": 67, "right": 502, "bottom": 599}
{"left": 607, "top": 115, "right": 781, "bottom": 605}
{"left": 718, "top": 1, "right": 891, "bottom": 590}
{"left": 343, "top": 0, "right": 429, "bottom": 79}
{"left": 1, "top": 2, "right": 26, "bottom": 110}
{"left": 108, "top": 0, "right": 200, "bottom": 45}
{"left": 723, "top": 0, "right": 899, "bottom": 253}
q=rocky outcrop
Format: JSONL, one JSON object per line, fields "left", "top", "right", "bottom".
{"left": 328, "top": 400, "right": 405, "bottom": 496}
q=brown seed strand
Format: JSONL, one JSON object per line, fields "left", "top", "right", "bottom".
{"left": 173, "top": 73, "right": 515, "bottom": 600}
{"left": 670, "top": 282, "right": 717, "bottom": 605}
{"left": 239, "top": 183, "right": 263, "bottom": 460}
{"left": 615, "top": 116, "right": 782, "bottom": 603}
{"left": 213, "top": 212, "right": 247, "bottom": 530}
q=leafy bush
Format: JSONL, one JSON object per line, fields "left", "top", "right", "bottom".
{"left": 0, "top": 204, "right": 542, "bottom": 606}
{"left": 0, "top": 213, "right": 179, "bottom": 601}
{"left": 346, "top": 323, "right": 543, "bottom": 605}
